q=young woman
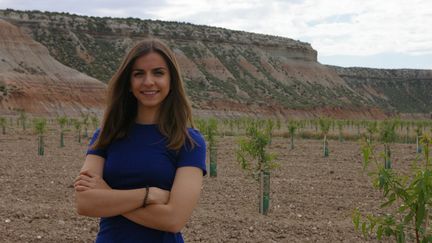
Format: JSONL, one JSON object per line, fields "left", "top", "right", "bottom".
{"left": 74, "top": 38, "right": 207, "bottom": 242}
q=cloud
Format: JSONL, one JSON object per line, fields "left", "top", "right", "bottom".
{"left": 0, "top": 0, "right": 431, "bottom": 68}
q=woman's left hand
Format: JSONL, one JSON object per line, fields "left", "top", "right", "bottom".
{"left": 74, "top": 170, "right": 111, "bottom": 192}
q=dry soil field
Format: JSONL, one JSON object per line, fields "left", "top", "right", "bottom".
{"left": 0, "top": 125, "right": 420, "bottom": 242}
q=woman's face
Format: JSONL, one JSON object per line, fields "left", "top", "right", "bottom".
{"left": 130, "top": 52, "right": 171, "bottom": 113}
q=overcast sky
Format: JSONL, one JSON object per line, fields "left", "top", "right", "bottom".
{"left": 1, "top": 0, "right": 431, "bottom": 69}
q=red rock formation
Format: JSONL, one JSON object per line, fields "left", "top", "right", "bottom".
{"left": 0, "top": 19, "right": 106, "bottom": 116}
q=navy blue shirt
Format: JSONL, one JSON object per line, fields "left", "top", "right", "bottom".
{"left": 86, "top": 123, "right": 207, "bottom": 243}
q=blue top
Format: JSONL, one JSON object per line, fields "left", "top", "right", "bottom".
{"left": 86, "top": 123, "right": 207, "bottom": 243}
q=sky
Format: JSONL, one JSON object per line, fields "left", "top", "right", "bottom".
{"left": 0, "top": 0, "right": 431, "bottom": 69}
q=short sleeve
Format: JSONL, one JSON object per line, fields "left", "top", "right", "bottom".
{"left": 86, "top": 128, "right": 107, "bottom": 158}
{"left": 177, "top": 128, "right": 207, "bottom": 176}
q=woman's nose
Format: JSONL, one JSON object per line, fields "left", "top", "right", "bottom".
{"left": 142, "top": 74, "right": 155, "bottom": 86}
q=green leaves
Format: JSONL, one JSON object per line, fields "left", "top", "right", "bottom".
{"left": 236, "top": 120, "right": 276, "bottom": 178}
{"left": 355, "top": 131, "right": 432, "bottom": 242}
{"left": 379, "top": 119, "right": 397, "bottom": 144}
{"left": 318, "top": 117, "right": 331, "bottom": 135}
{"left": 33, "top": 118, "right": 47, "bottom": 135}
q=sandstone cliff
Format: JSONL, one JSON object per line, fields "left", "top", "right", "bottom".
{"left": 0, "top": 9, "right": 430, "bottom": 118}
{"left": 329, "top": 66, "right": 432, "bottom": 114}
{"left": 0, "top": 17, "right": 106, "bottom": 116}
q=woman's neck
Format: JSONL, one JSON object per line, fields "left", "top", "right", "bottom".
{"left": 135, "top": 108, "right": 158, "bottom": 125}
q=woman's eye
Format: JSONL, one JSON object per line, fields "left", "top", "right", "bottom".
{"left": 154, "top": 70, "right": 165, "bottom": 76}
{"left": 133, "top": 72, "right": 144, "bottom": 77}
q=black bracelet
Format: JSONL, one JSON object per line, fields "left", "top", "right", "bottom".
{"left": 143, "top": 186, "right": 149, "bottom": 207}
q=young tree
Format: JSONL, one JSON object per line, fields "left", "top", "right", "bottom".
{"left": 57, "top": 116, "right": 68, "bottom": 147}
{"left": 379, "top": 120, "right": 397, "bottom": 169}
{"left": 319, "top": 117, "right": 331, "bottom": 157}
{"left": 287, "top": 120, "right": 298, "bottom": 150}
{"left": 81, "top": 113, "right": 89, "bottom": 138}
{"left": 91, "top": 115, "right": 99, "bottom": 130}
{"left": 237, "top": 121, "right": 277, "bottom": 215}
{"left": 18, "top": 109, "right": 27, "bottom": 131}
{"left": 206, "top": 118, "right": 218, "bottom": 177}
{"left": 366, "top": 120, "right": 378, "bottom": 143}
{"left": 336, "top": 120, "right": 345, "bottom": 142}
{"left": 265, "top": 119, "right": 275, "bottom": 145}
{"left": 353, "top": 134, "right": 431, "bottom": 242}
{"left": 71, "top": 118, "right": 82, "bottom": 144}
{"left": 415, "top": 123, "right": 423, "bottom": 153}
{"left": 33, "top": 118, "right": 47, "bottom": 156}
{"left": 0, "top": 117, "right": 6, "bottom": 135}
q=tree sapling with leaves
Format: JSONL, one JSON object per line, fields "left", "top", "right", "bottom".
{"left": 319, "top": 117, "right": 331, "bottom": 157}
{"left": 236, "top": 121, "right": 277, "bottom": 215}
{"left": 33, "top": 118, "right": 47, "bottom": 156}
{"left": 287, "top": 120, "right": 298, "bottom": 150}
{"left": 0, "top": 117, "right": 6, "bottom": 135}
{"left": 353, "top": 133, "right": 432, "bottom": 242}
{"left": 57, "top": 116, "right": 68, "bottom": 147}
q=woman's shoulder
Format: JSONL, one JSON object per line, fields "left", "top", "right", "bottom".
{"left": 180, "top": 128, "right": 205, "bottom": 151}
{"left": 187, "top": 127, "right": 205, "bottom": 143}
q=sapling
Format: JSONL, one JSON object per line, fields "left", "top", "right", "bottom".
{"left": 236, "top": 121, "right": 277, "bottom": 215}
{"left": 287, "top": 120, "right": 298, "bottom": 150}
{"left": 265, "top": 119, "right": 274, "bottom": 145}
{"left": 336, "top": 120, "right": 345, "bottom": 142}
{"left": 91, "top": 115, "right": 99, "bottom": 130}
{"left": 81, "top": 113, "right": 89, "bottom": 138}
{"left": 33, "top": 118, "right": 47, "bottom": 155}
{"left": 0, "top": 117, "right": 6, "bottom": 134}
{"left": 206, "top": 118, "right": 218, "bottom": 177}
{"left": 366, "top": 120, "right": 378, "bottom": 143}
{"left": 57, "top": 116, "right": 68, "bottom": 147}
{"left": 379, "top": 120, "right": 397, "bottom": 169}
{"left": 353, "top": 134, "right": 432, "bottom": 242}
{"left": 319, "top": 117, "right": 331, "bottom": 157}
{"left": 415, "top": 123, "right": 423, "bottom": 153}
{"left": 71, "top": 118, "right": 82, "bottom": 143}
{"left": 18, "top": 109, "right": 27, "bottom": 131}
{"left": 405, "top": 122, "right": 410, "bottom": 144}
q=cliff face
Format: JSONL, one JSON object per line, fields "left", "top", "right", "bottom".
{"left": 329, "top": 66, "right": 432, "bottom": 113}
{"left": 0, "top": 17, "right": 106, "bottom": 116}
{"left": 0, "top": 9, "right": 430, "bottom": 118}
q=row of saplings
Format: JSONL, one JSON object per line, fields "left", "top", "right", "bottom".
{"left": 197, "top": 118, "right": 432, "bottom": 243}
{"left": 2, "top": 113, "right": 432, "bottom": 241}
{"left": 0, "top": 112, "right": 98, "bottom": 155}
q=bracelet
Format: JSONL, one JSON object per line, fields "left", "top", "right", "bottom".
{"left": 143, "top": 186, "right": 149, "bottom": 207}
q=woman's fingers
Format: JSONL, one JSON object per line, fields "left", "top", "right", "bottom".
{"left": 74, "top": 174, "right": 92, "bottom": 183}
{"left": 80, "top": 170, "right": 97, "bottom": 178}
{"left": 74, "top": 185, "right": 90, "bottom": 192}
{"left": 74, "top": 179, "right": 92, "bottom": 188}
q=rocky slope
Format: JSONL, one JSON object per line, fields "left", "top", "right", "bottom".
{"left": 329, "top": 66, "right": 432, "bottom": 114}
{"left": 0, "top": 9, "right": 430, "bottom": 118}
{"left": 0, "top": 17, "right": 106, "bottom": 116}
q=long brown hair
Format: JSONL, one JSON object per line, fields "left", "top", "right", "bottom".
{"left": 92, "top": 38, "right": 195, "bottom": 151}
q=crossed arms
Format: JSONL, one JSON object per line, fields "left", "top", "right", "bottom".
{"left": 74, "top": 154, "right": 203, "bottom": 233}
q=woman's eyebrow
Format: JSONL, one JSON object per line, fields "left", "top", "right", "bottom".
{"left": 153, "top": 67, "right": 168, "bottom": 70}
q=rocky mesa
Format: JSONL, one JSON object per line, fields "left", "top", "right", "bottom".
{"left": 0, "top": 17, "right": 106, "bottom": 116}
{"left": 0, "top": 9, "right": 430, "bottom": 119}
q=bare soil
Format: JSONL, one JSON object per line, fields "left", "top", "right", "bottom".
{"left": 0, "top": 125, "right": 419, "bottom": 242}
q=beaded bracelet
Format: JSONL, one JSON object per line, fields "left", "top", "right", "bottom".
{"left": 143, "top": 186, "right": 149, "bottom": 207}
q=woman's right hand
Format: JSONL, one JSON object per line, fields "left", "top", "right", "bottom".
{"left": 147, "top": 187, "right": 170, "bottom": 205}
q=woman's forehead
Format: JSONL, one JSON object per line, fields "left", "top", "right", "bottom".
{"left": 132, "top": 52, "right": 168, "bottom": 70}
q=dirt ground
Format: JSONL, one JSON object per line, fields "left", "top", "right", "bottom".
{"left": 0, "top": 124, "right": 421, "bottom": 242}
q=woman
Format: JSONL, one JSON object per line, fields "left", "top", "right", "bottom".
{"left": 74, "top": 38, "right": 207, "bottom": 242}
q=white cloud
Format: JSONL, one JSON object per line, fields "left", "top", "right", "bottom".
{"left": 0, "top": 0, "right": 431, "bottom": 68}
